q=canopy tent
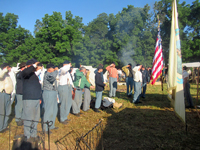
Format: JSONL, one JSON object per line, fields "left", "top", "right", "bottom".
{"left": 182, "top": 62, "right": 200, "bottom": 68}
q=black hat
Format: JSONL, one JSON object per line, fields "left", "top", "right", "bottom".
{"left": 128, "top": 63, "right": 132, "bottom": 66}
{"left": 19, "top": 62, "right": 26, "bottom": 69}
{"left": 97, "top": 65, "right": 103, "bottom": 70}
{"left": 26, "top": 58, "right": 38, "bottom": 65}
{"left": 63, "top": 60, "right": 70, "bottom": 64}
{"left": 183, "top": 66, "right": 187, "bottom": 70}
{"left": 1, "top": 63, "right": 10, "bottom": 70}
{"left": 46, "top": 63, "right": 55, "bottom": 69}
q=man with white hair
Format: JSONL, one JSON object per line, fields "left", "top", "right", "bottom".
{"left": 0, "top": 63, "right": 13, "bottom": 133}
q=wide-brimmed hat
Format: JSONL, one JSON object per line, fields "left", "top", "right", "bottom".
{"left": 18, "top": 62, "right": 26, "bottom": 69}
{"left": 26, "top": 58, "right": 38, "bottom": 65}
{"left": 46, "top": 63, "right": 55, "bottom": 69}
{"left": 63, "top": 60, "right": 70, "bottom": 64}
{"left": 0, "top": 63, "right": 11, "bottom": 70}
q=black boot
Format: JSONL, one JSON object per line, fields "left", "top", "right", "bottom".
{"left": 94, "top": 108, "right": 100, "bottom": 113}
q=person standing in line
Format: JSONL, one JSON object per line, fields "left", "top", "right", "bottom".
{"left": 15, "top": 62, "right": 26, "bottom": 126}
{"left": 42, "top": 64, "right": 59, "bottom": 133}
{"left": 122, "top": 63, "right": 134, "bottom": 97}
{"left": 106, "top": 63, "right": 118, "bottom": 97}
{"left": 132, "top": 64, "right": 142, "bottom": 104}
{"left": 21, "top": 59, "right": 41, "bottom": 141}
{"left": 83, "top": 69, "right": 92, "bottom": 112}
{"left": 183, "top": 66, "right": 194, "bottom": 108}
{"left": 94, "top": 64, "right": 104, "bottom": 83}
{"left": 58, "top": 60, "right": 73, "bottom": 124}
{"left": 0, "top": 63, "right": 13, "bottom": 133}
{"left": 140, "top": 66, "right": 149, "bottom": 98}
{"left": 95, "top": 65, "right": 106, "bottom": 112}
{"left": 72, "top": 67, "right": 93, "bottom": 116}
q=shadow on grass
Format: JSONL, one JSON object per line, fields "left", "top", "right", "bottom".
{"left": 97, "top": 107, "right": 200, "bottom": 150}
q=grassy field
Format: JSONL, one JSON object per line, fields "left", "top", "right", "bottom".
{"left": 1, "top": 83, "right": 200, "bottom": 150}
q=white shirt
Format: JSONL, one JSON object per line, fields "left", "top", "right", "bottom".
{"left": 182, "top": 70, "right": 189, "bottom": 79}
{"left": 132, "top": 66, "right": 142, "bottom": 82}
{"left": 59, "top": 64, "right": 74, "bottom": 87}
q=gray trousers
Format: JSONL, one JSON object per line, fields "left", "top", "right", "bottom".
{"left": 15, "top": 94, "right": 23, "bottom": 122}
{"left": 23, "top": 100, "right": 40, "bottom": 139}
{"left": 58, "top": 85, "right": 72, "bottom": 122}
{"left": 184, "top": 82, "right": 194, "bottom": 107}
{"left": 42, "top": 90, "right": 58, "bottom": 131}
{"left": 109, "top": 77, "right": 117, "bottom": 97}
{"left": 72, "top": 90, "right": 82, "bottom": 114}
{"left": 0, "top": 92, "right": 11, "bottom": 131}
{"left": 83, "top": 88, "right": 91, "bottom": 111}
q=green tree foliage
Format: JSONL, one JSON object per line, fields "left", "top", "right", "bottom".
{"left": 34, "top": 11, "right": 83, "bottom": 66}
{"left": 0, "top": 13, "right": 32, "bottom": 66}
{"left": 0, "top": 0, "right": 199, "bottom": 68}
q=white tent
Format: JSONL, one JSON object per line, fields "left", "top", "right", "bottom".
{"left": 182, "top": 62, "right": 200, "bottom": 68}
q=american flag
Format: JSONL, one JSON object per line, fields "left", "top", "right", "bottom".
{"left": 150, "top": 24, "right": 163, "bottom": 85}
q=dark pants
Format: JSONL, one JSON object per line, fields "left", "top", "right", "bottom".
{"left": 0, "top": 92, "right": 11, "bottom": 131}
{"left": 141, "top": 83, "right": 147, "bottom": 98}
{"left": 184, "top": 82, "right": 194, "bottom": 107}
{"left": 126, "top": 77, "right": 133, "bottom": 96}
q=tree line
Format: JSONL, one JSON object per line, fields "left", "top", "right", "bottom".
{"left": 0, "top": 0, "right": 199, "bottom": 68}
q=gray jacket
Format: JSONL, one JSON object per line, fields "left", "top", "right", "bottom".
{"left": 43, "top": 70, "right": 58, "bottom": 91}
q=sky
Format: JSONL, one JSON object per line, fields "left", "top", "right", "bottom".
{"left": 0, "top": 0, "right": 194, "bottom": 35}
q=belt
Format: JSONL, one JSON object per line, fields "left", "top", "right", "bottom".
{"left": 75, "top": 87, "right": 82, "bottom": 91}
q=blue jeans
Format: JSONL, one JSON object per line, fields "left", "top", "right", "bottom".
{"left": 58, "top": 85, "right": 72, "bottom": 122}
{"left": 23, "top": 100, "right": 40, "bottom": 139}
{"left": 109, "top": 77, "right": 117, "bottom": 97}
{"left": 15, "top": 94, "right": 23, "bottom": 122}
{"left": 126, "top": 77, "right": 133, "bottom": 95}
{"left": 42, "top": 90, "right": 58, "bottom": 131}
{"left": 0, "top": 93, "right": 11, "bottom": 131}
{"left": 95, "top": 91, "right": 103, "bottom": 109}
{"left": 133, "top": 82, "right": 142, "bottom": 103}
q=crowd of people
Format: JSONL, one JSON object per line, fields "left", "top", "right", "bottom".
{"left": 0, "top": 59, "right": 193, "bottom": 143}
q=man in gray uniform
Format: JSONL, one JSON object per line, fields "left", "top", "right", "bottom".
{"left": 83, "top": 69, "right": 92, "bottom": 112}
{"left": 15, "top": 62, "right": 26, "bottom": 126}
{"left": 21, "top": 59, "right": 41, "bottom": 140}
{"left": 0, "top": 63, "right": 13, "bottom": 133}
{"left": 42, "top": 64, "right": 59, "bottom": 133}
{"left": 58, "top": 61, "right": 73, "bottom": 124}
